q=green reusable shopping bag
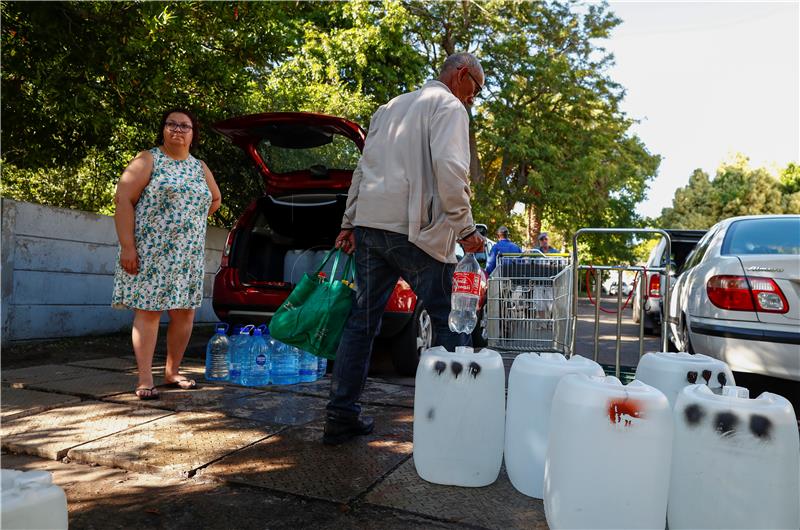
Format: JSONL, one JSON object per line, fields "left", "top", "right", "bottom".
{"left": 268, "top": 250, "right": 355, "bottom": 359}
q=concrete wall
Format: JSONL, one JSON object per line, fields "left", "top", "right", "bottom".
{"left": 1, "top": 199, "right": 227, "bottom": 343}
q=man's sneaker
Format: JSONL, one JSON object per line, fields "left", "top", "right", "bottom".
{"left": 322, "top": 415, "right": 375, "bottom": 445}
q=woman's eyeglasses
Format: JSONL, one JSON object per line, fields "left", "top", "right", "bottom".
{"left": 165, "top": 121, "right": 193, "bottom": 133}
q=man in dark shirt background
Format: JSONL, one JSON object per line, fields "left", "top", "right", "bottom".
{"left": 485, "top": 226, "right": 521, "bottom": 274}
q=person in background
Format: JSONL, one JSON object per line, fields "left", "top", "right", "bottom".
{"left": 534, "top": 232, "right": 560, "bottom": 253}
{"left": 485, "top": 225, "right": 521, "bottom": 275}
{"left": 112, "top": 108, "right": 222, "bottom": 400}
{"left": 324, "top": 52, "right": 486, "bottom": 445}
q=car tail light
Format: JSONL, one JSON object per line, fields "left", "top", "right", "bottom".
{"left": 220, "top": 230, "right": 235, "bottom": 268}
{"left": 706, "top": 275, "right": 788, "bottom": 314}
{"left": 648, "top": 273, "right": 661, "bottom": 298}
{"left": 748, "top": 277, "right": 789, "bottom": 313}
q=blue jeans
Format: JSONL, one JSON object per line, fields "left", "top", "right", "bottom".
{"left": 327, "top": 227, "right": 470, "bottom": 419}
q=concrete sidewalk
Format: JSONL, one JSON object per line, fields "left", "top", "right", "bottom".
{"left": 1, "top": 351, "right": 547, "bottom": 529}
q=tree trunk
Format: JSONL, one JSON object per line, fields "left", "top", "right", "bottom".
{"left": 526, "top": 203, "right": 542, "bottom": 248}
{"left": 468, "top": 118, "right": 483, "bottom": 185}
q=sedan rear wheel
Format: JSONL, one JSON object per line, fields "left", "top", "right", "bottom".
{"left": 390, "top": 303, "right": 433, "bottom": 376}
{"left": 681, "top": 319, "right": 695, "bottom": 354}
{"left": 471, "top": 306, "right": 488, "bottom": 348}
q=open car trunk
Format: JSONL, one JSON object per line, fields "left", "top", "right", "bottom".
{"left": 232, "top": 193, "right": 349, "bottom": 287}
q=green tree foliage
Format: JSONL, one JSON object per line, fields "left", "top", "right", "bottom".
{"left": 659, "top": 155, "right": 793, "bottom": 229}
{"left": 1, "top": 1, "right": 421, "bottom": 224}
{"left": 3, "top": 0, "right": 660, "bottom": 266}
{"left": 403, "top": 1, "right": 661, "bottom": 263}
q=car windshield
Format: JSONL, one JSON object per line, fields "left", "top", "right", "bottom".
{"left": 257, "top": 134, "right": 361, "bottom": 174}
{"left": 721, "top": 217, "right": 800, "bottom": 256}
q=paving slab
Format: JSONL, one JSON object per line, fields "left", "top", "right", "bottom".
{"left": 67, "top": 411, "right": 280, "bottom": 477}
{"left": 68, "top": 356, "right": 146, "bottom": 372}
{"left": 202, "top": 407, "right": 413, "bottom": 503}
{"left": 67, "top": 355, "right": 206, "bottom": 377}
{"left": 0, "top": 387, "right": 81, "bottom": 421}
{"left": 364, "top": 459, "right": 548, "bottom": 530}
{"left": 109, "top": 385, "right": 329, "bottom": 425}
{"left": 106, "top": 384, "right": 266, "bottom": 413}
{"left": 1, "top": 364, "right": 109, "bottom": 386}
{"left": 1, "top": 401, "right": 171, "bottom": 460}
{"left": 220, "top": 391, "right": 330, "bottom": 425}
{"left": 272, "top": 377, "right": 415, "bottom": 408}
{"left": 25, "top": 370, "right": 164, "bottom": 399}
{"left": 1, "top": 454, "right": 468, "bottom": 530}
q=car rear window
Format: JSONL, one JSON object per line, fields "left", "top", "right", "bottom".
{"left": 258, "top": 134, "right": 361, "bottom": 174}
{"left": 721, "top": 217, "right": 800, "bottom": 255}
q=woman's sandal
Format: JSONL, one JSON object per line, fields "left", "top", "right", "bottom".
{"left": 135, "top": 386, "right": 160, "bottom": 400}
{"left": 164, "top": 377, "right": 197, "bottom": 390}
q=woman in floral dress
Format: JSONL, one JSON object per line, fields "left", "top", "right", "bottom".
{"left": 112, "top": 108, "right": 222, "bottom": 399}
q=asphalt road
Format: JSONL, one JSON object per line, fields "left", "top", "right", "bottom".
{"left": 370, "top": 297, "right": 798, "bottom": 417}
{"left": 370, "top": 296, "right": 660, "bottom": 383}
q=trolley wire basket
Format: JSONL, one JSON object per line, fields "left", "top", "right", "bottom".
{"left": 487, "top": 253, "right": 572, "bottom": 352}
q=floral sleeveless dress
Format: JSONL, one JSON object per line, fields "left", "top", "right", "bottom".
{"left": 112, "top": 147, "right": 212, "bottom": 311}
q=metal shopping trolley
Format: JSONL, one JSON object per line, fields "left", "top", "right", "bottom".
{"left": 486, "top": 252, "right": 572, "bottom": 353}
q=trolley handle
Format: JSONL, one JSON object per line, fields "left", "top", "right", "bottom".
{"left": 499, "top": 252, "right": 571, "bottom": 258}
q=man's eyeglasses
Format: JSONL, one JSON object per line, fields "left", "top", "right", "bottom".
{"left": 464, "top": 69, "right": 483, "bottom": 98}
{"left": 165, "top": 121, "right": 193, "bottom": 133}
{"left": 467, "top": 70, "right": 483, "bottom": 98}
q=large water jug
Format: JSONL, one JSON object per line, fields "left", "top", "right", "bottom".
{"left": 1, "top": 469, "right": 68, "bottom": 529}
{"left": 270, "top": 339, "right": 300, "bottom": 385}
{"left": 283, "top": 249, "right": 317, "bottom": 285}
{"left": 204, "top": 323, "right": 230, "bottom": 381}
{"left": 241, "top": 327, "right": 271, "bottom": 386}
{"left": 298, "top": 350, "right": 318, "bottom": 382}
{"left": 505, "top": 352, "right": 604, "bottom": 499}
{"left": 413, "top": 346, "right": 505, "bottom": 487}
{"left": 544, "top": 374, "right": 673, "bottom": 529}
{"left": 668, "top": 384, "right": 799, "bottom": 530}
{"left": 635, "top": 351, "right": 734, "bottom": 407}
{"left": 228, "top": 324, "right": 254, "bottom": 385}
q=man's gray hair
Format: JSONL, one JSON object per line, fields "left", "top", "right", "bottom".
{"left": 440, "top": 52, "right": 482, "bottom": 76}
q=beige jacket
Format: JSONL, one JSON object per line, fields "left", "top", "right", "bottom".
{"left": 341, "top": 80, "right": 476, "bottom": 264}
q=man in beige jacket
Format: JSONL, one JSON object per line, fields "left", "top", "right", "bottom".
{"left": 323, "top": 53, "right": 486, "bottom": 445}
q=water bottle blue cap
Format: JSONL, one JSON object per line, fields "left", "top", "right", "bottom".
{"left": 253, "top": 328, "right": 262, "bottom": 336}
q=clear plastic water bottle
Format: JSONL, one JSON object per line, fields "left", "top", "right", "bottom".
{"left": 205, "top": 323, "right": 230, "bottom": 381}
{"left": 314, "top": 356, "right": 326, "bottom": 379}
{"left": 269, "top": 339, "right": 300, "bottom": 385}
{"left": 242, "top": 327, "right": 271, "bottom": 386}
{"left": 449, "top": 252, "right": 481, "bottom": 334}
{"left": 229, "top": 324, "right": 254, "bottom": 385}
{"left": 298, "top": 350, "right": 318, "bottom": 383}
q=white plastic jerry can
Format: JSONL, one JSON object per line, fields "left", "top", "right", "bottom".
{"left": 668, "top": 385, "right": 800, "bottom": 530}
{"left": 544, "top": 374, "right": 673, "bottom": 530}
{"left": 413, "top": 346, "right": 505, "bottom": 487}
{"left": 505, "top": 352, "right": 604, "bottom": 499}
{"left": 634, "top": 351, "right": 735, "bottom": 407}
{"left": 1, "top": 469, "right": 68, "bottom": 530}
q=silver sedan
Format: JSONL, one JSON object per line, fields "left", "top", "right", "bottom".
{"left": 667, "top": 215, "right": 800, "bottom": 382}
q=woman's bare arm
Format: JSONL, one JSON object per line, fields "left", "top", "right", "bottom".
{"left": 114, "top": 151, "right": 153, "bottom": 275}
{"left": 201, "top": 161, "right": 222, "bottom": 216}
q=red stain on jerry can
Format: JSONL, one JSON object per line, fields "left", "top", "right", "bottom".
{"left": 608, "top": 399, "right": 644, "bottom": 426}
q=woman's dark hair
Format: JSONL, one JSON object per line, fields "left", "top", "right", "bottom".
{"left": 156, "top": 108, "right": 199, "bottom": 150}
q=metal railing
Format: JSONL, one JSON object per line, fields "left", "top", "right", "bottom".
{"left": 568, "top": 228, "right": 672, "bottom": 378}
